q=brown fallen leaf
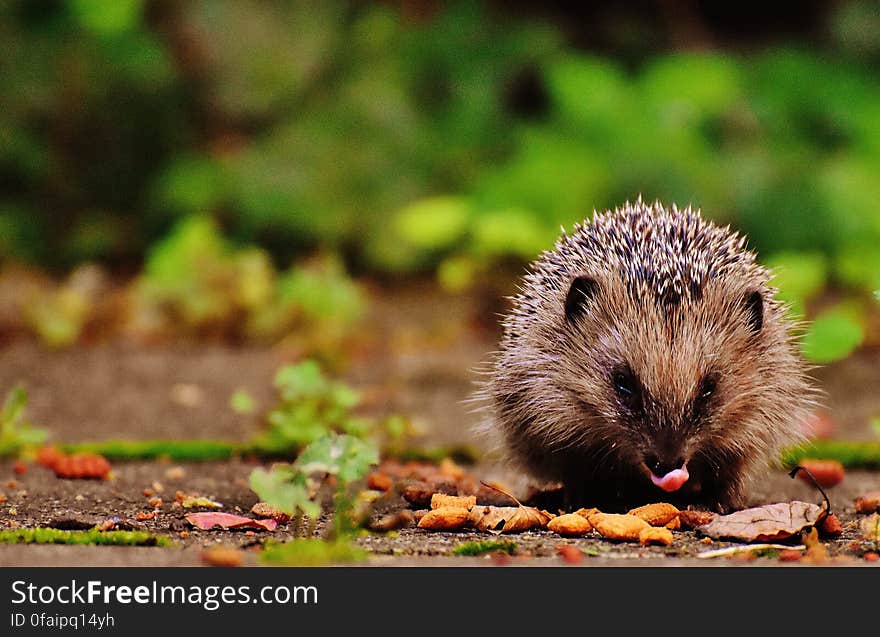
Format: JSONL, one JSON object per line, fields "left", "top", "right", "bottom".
{"left": 185, "top": 512, "right": 277, "bottom": 531}
{"left": 430, "top": 493, "right": 476, "bottom": 511}
{"left": 697, "top": 501, "right": 825, "bottom": 542}
{"left": 819, "top": 513, "right": 842, "bottom": 538}
{"left": 417, "top": 506, "right": 470, "bottom": 531}
{"left": 628, "top": 503, "right": 680, "bottom": 527}
{"left": 639, "top": 526, "right": 674, "bottom": 546}
{"left": 588, "top": 513, "right": 650, "bottom": 542}
{"left": 548, "top": 513, "right": 592, "bottom": 537}
{"left": 468, "top": 505, "right": 553, "bottom": 534}
{"left": 678, "top": 510, "right": 716, "bottom": 529}
{"left": 855, "top": 491, "right": 880, "bottom": 514}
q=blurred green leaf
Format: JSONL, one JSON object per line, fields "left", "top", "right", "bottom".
{"left": 393, "top": 196, "right": 472, "bottom": 251}
{"left": 294, "top": 433, "right": 378, "bottom": 484}
{"left": 765, "top": 252, "right": 828, "bottom": 316}
{"left": 230, "top": 390, "right": 256, "bottom": 415}
{"left": 70, "top": 0, "right": 144, "bottom": 36}
{"left": 801, "top": 309, "right": 865, "bottom": 363}
{"left": 249, "top": 466, "right": 320, "bottom": 519}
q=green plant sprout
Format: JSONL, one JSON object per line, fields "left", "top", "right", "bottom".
{"left": 252, "top": 360, "right": 409, "bottom": 453}
{"left": 0, "top": 385, "right": 48, "bottom": 456}
{"left": 250, "top": 432, "right": 379, "bottom": 540}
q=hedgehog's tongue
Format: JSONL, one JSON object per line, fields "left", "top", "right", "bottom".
{"left": 650, "top": 464, "right": 689, "bottom": 492}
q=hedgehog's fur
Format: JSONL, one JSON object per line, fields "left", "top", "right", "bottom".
{"left": 484, "top": 198, "right": 817, "bottom": 512}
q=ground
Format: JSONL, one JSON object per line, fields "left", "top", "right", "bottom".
{"left": 1, "top": 286, "right": 879, "bottom": 566}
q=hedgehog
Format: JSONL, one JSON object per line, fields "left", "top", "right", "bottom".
{"left": 483, "top": 198, "right": 817, "bottom": 512}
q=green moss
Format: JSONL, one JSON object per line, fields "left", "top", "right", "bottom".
{"left": 452, "top": 540, "right": 517, "bottom": 556}
{"left": 385, "top": 444, "right": 479, "bottom": 465}
{"left": 60, "top": 439, "right": 240, "bottom": 461}
{"left": 259, "top": 538, "right": 367, "bottom": 565}
{"left": 0, "top": 527, "right": 172, "bottom": 547}
{"left": 781, "top": 440, "right": 880, "bottom": 469}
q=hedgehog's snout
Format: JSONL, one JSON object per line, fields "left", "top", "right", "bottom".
{"left": 642, "top": 452, "right": 689, "bottom": 492}
{"left": 644, "top": 453, "right": 685, "bottom": 478}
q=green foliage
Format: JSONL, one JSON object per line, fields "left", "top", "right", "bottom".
{"left": 254, "top": 360, "right": 402, "bottom": 453}
{"left": 766, "top": 252, "right": 828, "bottom": 317}
{"left": 0, "top": 527, "right": 171, "bottom": 547}
{"left": 133, "top": 215, "right": 363, "bottom": 350}
{"left": 801, "top": 309, "right": 865, "bottom": 363}
{"left": 781, "top": 440, "right": 880, "bottom": 469}
{"left": 61, "top": 439, "right": 238, "bottom": 461}
{"left": 250, "top": 432, "right": 379, "bottom": 539}
{"left": 259, "top": 538, "right": 367, "bottom": 566}
{"left": 0, "top": 385, "right": 48, "bottom": 456}
{"left": 230, "top": 390, "right": 256, "bottom": 415}
{"left": 453, "top": 540, "right": 517, "bottom": 556}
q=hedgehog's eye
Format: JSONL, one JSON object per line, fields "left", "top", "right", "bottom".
{"left": 693, "top": 373, "right": 718, "bottom": 416}
{"left": 611, "top": 366, "right": 642, "bottom": 411}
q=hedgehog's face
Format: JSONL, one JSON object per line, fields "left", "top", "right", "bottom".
{"left": 562, "top": 270, "right": 797, "bottom": 495}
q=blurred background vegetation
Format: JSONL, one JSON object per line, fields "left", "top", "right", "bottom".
{"left": 1, "top": 0, "right": 879, "bottom": 361}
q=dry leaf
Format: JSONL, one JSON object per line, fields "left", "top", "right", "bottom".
{"left": 678, "top": 510, "right": 716, "bottom": 529}
{"left": 628, "top": 503, "right": 680, "bottom": 527}
{"left": 430, "top": 493, "right": 476, "bottom": 511}
{"left": 639, "top": 526, "right": 674, "bottom": 546}
{"left": 819, "top": 513, "right": 842, "bottom": 538}
{"left": 417, "top": 506, "right": 470, "bottom": 531}
{"left": 548, "top": 513, "right": 592, "bottom": 537}
{"left": 855, "top": 492, "right": 880, "bottom": 514}
{"left": 697, "top": 501, "right": 824, "bottom": 542}
{"left": 468, "top": 505, "right": 553, "bottom": 534}
{"left": 588, "top": 513, "right": 650, "bottom": 541}
{"left": 185, "top": 512, "right": 277, "bottom": 531}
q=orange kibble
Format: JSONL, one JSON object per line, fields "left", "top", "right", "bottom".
{"left": 366, "top": 472, "right": 394, "bottom": 492}
{"left": 36, "top": 446, "right": 62, "bottom": 469}
{"left": 864, "top": 552, "right": 879, "bottom": 562}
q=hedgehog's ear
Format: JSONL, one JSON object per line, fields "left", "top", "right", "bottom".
{"left": 565, "top": 276, "right": 599, "bottom": 323}
{"left": 744, "top": 290, "right": 763, "bottom": 334}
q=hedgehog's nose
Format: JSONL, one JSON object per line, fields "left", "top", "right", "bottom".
{"left": 645, "top": 454, "right": 685, "bottom": 477}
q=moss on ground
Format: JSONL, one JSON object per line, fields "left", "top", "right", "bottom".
{"left": 0, "top": 527, "right": 172, "bottom": 547}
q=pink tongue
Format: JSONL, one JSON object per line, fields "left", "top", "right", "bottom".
{"left": 650, "top": 465, "right": 689, "bottom": 492}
